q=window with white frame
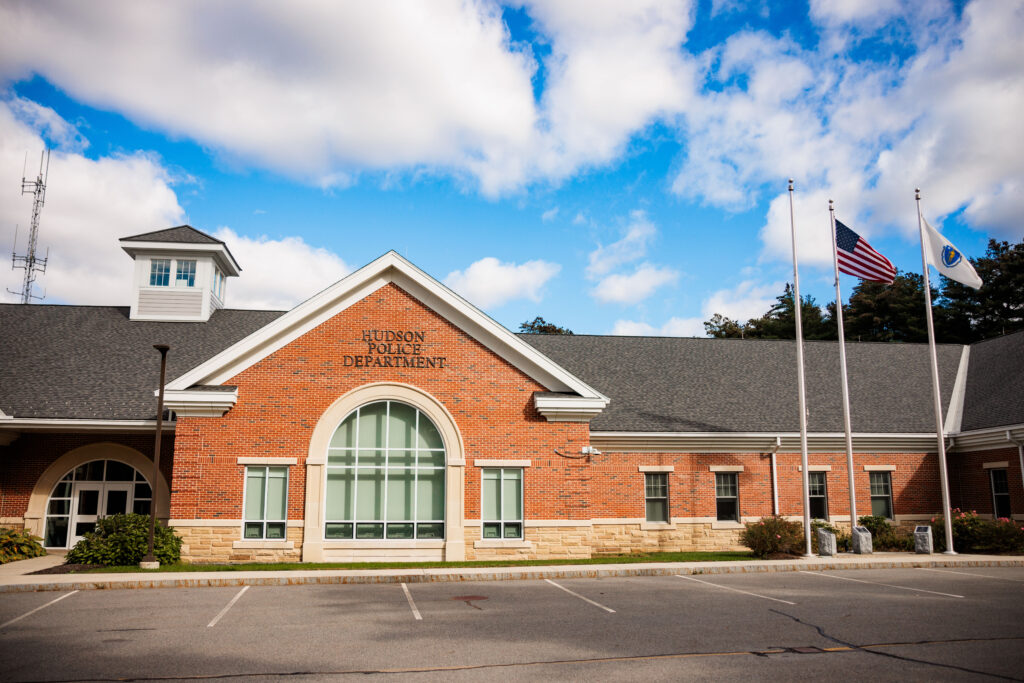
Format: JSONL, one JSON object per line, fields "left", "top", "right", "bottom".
{"left": 175, "top": 259, "right": 197, "bottom": 287}
{"left": 808, "top": 471, "right": 828, "bottom": 520}
{"left": 869, "top": 471, "right": 893, "bottom": 518}
{"left": 324, "top": 401, "right": 445, "bottom": 540}
{"left": 244, "top": 466, "right": 288, "bottom": 539}
{"left": 482, "top": 468, "right": 523, "bottom": 539}
{"left": 991, "top": 469, "right": 1011, "bottom": 519}
{"left": 149, "top": 259, "right": 171, "bottom": 287}
{"left": 715, "top": 472, "right": 739, "bottom": 521}
{"left": 645, "top": 473, "right": 669, "bottom": 522}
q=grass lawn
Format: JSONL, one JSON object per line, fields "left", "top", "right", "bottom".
{"left": 88, "top": 550, "right": 754, "bottom": 573}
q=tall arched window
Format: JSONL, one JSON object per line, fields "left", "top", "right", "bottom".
{"left": 324, "top": 401, "right": 445, "bottom": 540}
{"left": 44, "top": 459, "right": 152, "bottom": 548}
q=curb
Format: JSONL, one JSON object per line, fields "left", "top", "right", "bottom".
{"left": 3, "top": 555, "right": 1022, "bottom": 593}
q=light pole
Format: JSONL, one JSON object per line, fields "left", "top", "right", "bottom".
{"left": 141, "top": 344, "right": 169, "bottom": 569}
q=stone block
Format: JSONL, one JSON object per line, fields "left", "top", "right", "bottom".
{"left": 816, "top": 528, "right": 836, "bottom": 556}
{"left": 852, "top": 526, "right": 873, "bottom": 554}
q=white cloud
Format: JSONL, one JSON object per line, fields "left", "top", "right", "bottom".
{"left": 611, "top": 316, "right": 705, "bottom": 336}
{"left": 211, "top": 227, "right": 350, "bottom": 310}
{"left": 444, "top": 256, "right": 560, "bottom": 308}
{"left": 592, "top": 263, "right": 679, "bottom": 304}
{"left": 541, "top": 207, "right": 559, "bottom": 222}
{"left": 572, "top": 212, "right": 588, "bottom": 226}
{"left": 586, "top": 209, "right": 656, "bottom": 277}
{"left": 0, "top": 99, "right": 183, "bottom": 305}
{"left": 702, "top": 279, "right": 785, "bottom": 322}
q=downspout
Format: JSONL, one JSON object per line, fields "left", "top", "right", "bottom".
{"left": 769, "top": 436, "right": 782, "bottom": 515}
{"left": 1009, "top": 431, "right": 1024, "bottom": 508}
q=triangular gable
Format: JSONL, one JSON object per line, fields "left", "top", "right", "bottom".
{"left": 166, "top": 251, "right": 609, "bottom": 409}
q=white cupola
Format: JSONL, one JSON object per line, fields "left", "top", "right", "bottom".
{"left": 119, "top": 225, "right": 241, "bottom": 322}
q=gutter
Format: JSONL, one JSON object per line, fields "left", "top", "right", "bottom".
{"left": 1009, "top": 431, "right": 1024, "bottom": 506}
{"left": 767, "top": 436, "right": 782, "bottom": 515}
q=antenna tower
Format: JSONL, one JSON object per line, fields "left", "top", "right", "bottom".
{"left": 10, "top": 149, "right": 50, "bottom": 303}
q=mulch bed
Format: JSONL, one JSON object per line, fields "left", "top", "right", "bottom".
{"left": 29, "top": 563, "right": 103, "bottom": 575}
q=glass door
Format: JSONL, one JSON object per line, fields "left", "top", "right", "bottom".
{"left": 69, "top": 482, "right": 133, "bottom": 546}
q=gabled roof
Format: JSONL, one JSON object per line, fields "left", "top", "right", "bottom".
{"left": 164, "top": 251, "right": 610, "bottom": 407}
{"left": 520, "top": 334, "right": 964, "bottom": 434}
{"left": 121, "top": 225, "right": 222, "bottom": 244}
{"left": 959, "top": 330, "right": 1024, "bottom": 432}
{"left": 0, "top": 305, "right": 283, "bottom": 420}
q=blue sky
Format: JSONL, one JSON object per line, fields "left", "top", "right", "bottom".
{"left": 0, "top": 0, "right": 1020, "bottom": 336}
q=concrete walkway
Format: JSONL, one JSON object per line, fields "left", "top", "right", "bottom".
{"left": 2, "top": 552, "right": 1022, "bottom": 593}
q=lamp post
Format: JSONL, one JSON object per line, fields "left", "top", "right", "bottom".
{"left": 141, "top": 344, "right": 169, "bottom": 569}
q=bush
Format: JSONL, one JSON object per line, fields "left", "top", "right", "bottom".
{"left": 931, "top": 510, "right": 1024, "bottom": 554}
{"left": 66, "top": 513, "right": 182, "bottom": 566}
{"left": 0, "top": 528, "right": 47, "bottom": 564}
{"left": 857, "top": 515, "right": 913, "bottom": 551}
{"left": 811, "top": 520, "right": 850, "bottom": 553}
{"left": 740, "top": 516, "right": 804, "bottom": 558}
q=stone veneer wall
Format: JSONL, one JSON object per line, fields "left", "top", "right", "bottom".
{"left": 177, "top": 525, "right": 303, "bottom": 563}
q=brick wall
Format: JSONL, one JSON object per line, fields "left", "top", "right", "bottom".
{"left": 950, "top": 447, "right": 1024, "bottom": 517}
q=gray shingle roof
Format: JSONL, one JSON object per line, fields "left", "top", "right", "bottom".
{"left": 960, "top": 331, "right": 1024, "bottom": 431}
{"left": 120, "top": 225, "right": 222, "bottom": 244}
{"left": 519, "top": 334, "right": 964, "bottom": 433}
{"left": 0, "top": 305, "right": 283, "bottom": 420}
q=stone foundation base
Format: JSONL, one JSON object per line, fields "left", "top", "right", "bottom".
{"left": 177, "top": 524, "right": 303, "bottom": 564}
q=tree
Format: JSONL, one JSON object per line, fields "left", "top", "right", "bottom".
{"left": 841, "top": 270, "right": 935, "bottom": 342}
{"left": 703, "top": 284, "right": 834, "bottom": 340}
{"left": 937, "top": 239, "right": 1024, "bottom": 343}
{"left": 519, "top": 316, "right": 573, "bottom": 335}
{"left": 703, "top": 313, "right": 746, "bottom": 338}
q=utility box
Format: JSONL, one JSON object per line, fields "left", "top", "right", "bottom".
{"left": 816, "top": 528, "right": 837, "bottom": 556}
{"left": 852, "top": 526, "right": 873, "bottom": 554}
{"left": 914, "top": 525, "right": 934, "bottom": 554}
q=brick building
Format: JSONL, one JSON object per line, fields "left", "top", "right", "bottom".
{"left": 1, "top": 226, "right": 1021, "bottom": 563}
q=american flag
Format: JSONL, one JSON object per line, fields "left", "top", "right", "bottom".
{"left": 835, "top": 220, "right": 896, "bottom": 283}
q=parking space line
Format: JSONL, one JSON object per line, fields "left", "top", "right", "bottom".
{"left": 799, "top": 571, "right": 964, "bottom": 598}
{"left": 207, "top": 585, "right": 250, "bottom": 627}
{"left": 918, "top": 567, "right": 1024, "bottom": 583}
{"left": 401, "top": 583, "right": 422, "bottom": 620}
{"left": 545, "top": 579, "right": 616, "bottom": 613}
{"left": 674, "top": 574, "right": 796, "bottom": 605}
{"left": 0, "top": 591, "right": 78, "bottom": 631}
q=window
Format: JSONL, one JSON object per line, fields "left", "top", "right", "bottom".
{"left": 991, "top": 469, "right": 1011, "bottom": 519}
{"left": 645, "top": 473, "right": 669, "bottom": 522}
{"left": 808, "top": 471, "right": 828, "bottom": 520}
{"left": 715, "top": 472, "right": 739, "bottom": 521}
{"left": 44, "top": 460, "right": 152, "bottom": 548}
{"left": 869, "top": 471, "right": 893, "bottom": 518}
{"left": 175, "top": 259, "right": 197, "bottom": 287}
{"left": 149, "top": 259, "right": 170, "bottom": 287}
{"left": 214, "top": 269, "right": 224, "bottom": 298}
{"left": 244, "top": 466, "right": 288, "bottom": 539}
{"left": 324, "top": 401, "right": 445, "bottom": 540}
{"left": 482, "top": 468, "right": 523, "bottom": 539}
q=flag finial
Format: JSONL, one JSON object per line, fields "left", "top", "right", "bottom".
{"left": 915, "top": 188, "right": 921, "bottom": 199}
{"left": 788, "top": 178, "right": 794, "bottom": 191}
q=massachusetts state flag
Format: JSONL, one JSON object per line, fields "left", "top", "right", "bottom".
{"left": 921, "top": 217, "right": 983, "bottom": 290}
{"left": 835, "top": 220, "right": 896, "bottom": 284}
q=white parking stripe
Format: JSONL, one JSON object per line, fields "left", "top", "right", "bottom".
{"left": 401, "top": 583, "right": 422, "bottom": 620}
{"left": 207, "top": 585, "right": 249, "bottom": 627}
{"left": 545, "top": 579, "right": 616, "bottom": 613}
{"left": 0, "top": 591, "right": 78, "bottom": 630}
{"left": 918, "top": 567, "right": 1024, "bottom": 583}
{"left": 674, "top": 574, "right": 796, "bottom": 605}
{"left": 799, "top": 571, "right": 964, "bottom": 598}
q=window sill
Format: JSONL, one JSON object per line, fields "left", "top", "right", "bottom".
{"left": 322, "top": 540, "right": 446, "bottom": 549}
{"left": 232, "top": 540, "right": 294, "bottom": 550}
{"left": 640, "top": 521, "right": 676, "bottom": 530}
{"left": 474, "top": 539, "right": 532, "bottom": 549}
{"left": 711, "top": 521, "right": 744, "bottom": 530}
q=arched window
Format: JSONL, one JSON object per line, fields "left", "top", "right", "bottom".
{"left": 44, "top": 459, "right": 152, "bottom": 548}
{"left": 324, "top": 401, "right": 445, "bottom": 540}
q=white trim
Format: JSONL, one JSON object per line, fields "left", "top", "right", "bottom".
{"left": 164, "top": 388, "right": 237, "bottom": 417}
{"left": 983, "top": 461, "right": 1009, "bottom": 469}
{"left": 591, "top": 431, "right": 940, "bottom": 453}
{"left": 474, "top": 459, "right": 531, "bottom": 468}
{"left": 170, "top": 519, "right": 304, "bottom": 527}
{"left": 949, "top": 423, "right": 1024, "bottom": 451}
{"left": 232, "top": 540, "right": 294, "bottom": 550}
{"left": 711, "top": 521, "right": 744, "bottom": 530}
{"left": 640, "top": 521, "right": 676, "bottom": 530}
{"left": 523, "top": 519, "right": 594, "bottom": 527}
{"left": 638, "top": 465, "right": 674, "bottom": 472}
{"left": 165, "top": 252, "right": 609, "bottom": 409}
{"left": 0, "top": 418, "right": 174, "bottom": 433}
{"left": 473, "top": 539, "right": 533, "bottom": 549}
{"left": 709, "top": 465, "right": 744, "bottom": 472}
{"left": 237, "top": 457, "right": 298, "bottom": 466}
{"left": 797, "top": 465, "right": 833, "bottom": 472}
{"left": 864, "top": 464, "right": 896, "bottom": 471}
{"left": 321, "top": 540, "right": 446, "bottom": 549}
{"left": 119, "top": 239, "right": 241, "bottom": 275}
{"left": 945, "top": 346, "right": 970, "bottom": 434}
{"left": 533, "top": 395, "right": 607, "bottom": 423}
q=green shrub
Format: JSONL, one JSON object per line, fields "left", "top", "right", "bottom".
{"left": 931, "top": 510, "right": 1024, "bottom": 554}
{"left": 66, "top": 513, "right": 182, "bottom": 566}
{"left": 740, "top": 516, "right": 804, "bottom": 558}
{"left": 857, "top": 515, "right": 913, "bottom": 551}
{"left": 811, "top": 520, "right": 851, "bottom": 553}
{"left": 0, "top": 528, "right": 47, "bottom": 564}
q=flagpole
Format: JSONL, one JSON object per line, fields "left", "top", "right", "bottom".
{"left": 788, "top": 179, "right": 813, "bottom": 557}
{"left": 828, "top": 200, "right": 858, "bottom": 537}
{"left": 915, "top": 188, "right": 956, "bottom": 555}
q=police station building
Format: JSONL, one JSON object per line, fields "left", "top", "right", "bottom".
{"left": 1, "top": 226, "right": 1022, "bottom": 563}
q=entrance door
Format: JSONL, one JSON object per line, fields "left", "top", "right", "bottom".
{"left": 69, "top": 482, "right": 132, "bottom": 546}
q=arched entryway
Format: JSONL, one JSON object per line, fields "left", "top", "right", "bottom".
{"left": 25, "top": 442, "right": 171, "bottom": 549}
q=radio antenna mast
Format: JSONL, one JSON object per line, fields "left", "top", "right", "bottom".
{"left": 9, "top": 148, "right": 50, "bottom": 303}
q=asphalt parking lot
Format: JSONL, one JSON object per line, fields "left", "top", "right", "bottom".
{"left": 2, "top": 566, "right": 1023, "bottom": 682}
